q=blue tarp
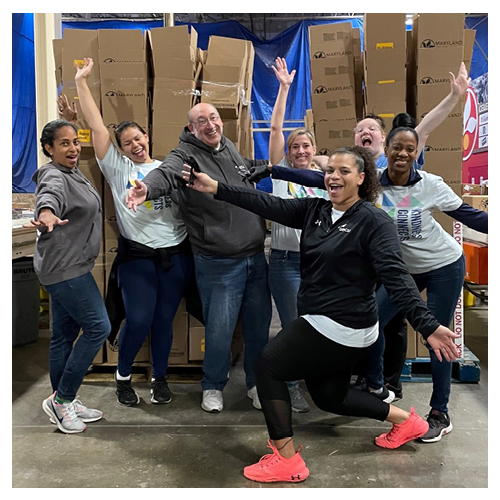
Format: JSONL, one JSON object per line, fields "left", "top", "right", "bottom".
{"left": 12, "top": 15, "right": 488, "bottom": 193}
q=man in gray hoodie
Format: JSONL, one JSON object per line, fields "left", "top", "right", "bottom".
{"left": 127, "top": 103, "right": 272, "bottom": 413}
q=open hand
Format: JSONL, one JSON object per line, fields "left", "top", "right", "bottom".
{"left": 271, "top": 57, "right": 296, "bottom": 87}
{"left": 450, "top": 62, "right": 471, "bottom": 98}
{"left": 426, "top": 325, "right": 461, "bottom": 362}
{"left": 126, "top": 179, "right": 148, "bottom": 212}
{"left": 181, "top": 166, "right": 218, "bottom": 194}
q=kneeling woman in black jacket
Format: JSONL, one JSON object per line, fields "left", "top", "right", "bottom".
{"left": 181, "top": 146, "right": 460, "bottom": 484}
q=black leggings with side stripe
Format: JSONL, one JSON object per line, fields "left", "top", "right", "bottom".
{"left": 254, "top": 317, "right": 391, "bottom": 440}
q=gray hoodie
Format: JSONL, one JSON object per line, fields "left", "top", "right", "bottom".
{"left": 143, "top": 127, "right": 268, "bottom": 258}
{"left": 32, "top": 162, "right": 102, "bottom": 286}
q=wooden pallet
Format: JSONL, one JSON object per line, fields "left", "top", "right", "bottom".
{"left": 83, "top": 362, "right": 204, "bottom": 384}
{"left": 401, "top": 346, "right": 481, "bottom": 383}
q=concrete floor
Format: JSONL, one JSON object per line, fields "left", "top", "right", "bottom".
{"left": 12, "top": 299, "right": 488, "bottom": 489}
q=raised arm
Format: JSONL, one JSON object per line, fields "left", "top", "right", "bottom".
{"left": 74, "top": 57, "right": 111, "bottom": 160}
{"left": 415, "top": 62, "right": 470, "bottom": 157}
{"left": 269, "top": 57, "right": 296, "bottom": 165}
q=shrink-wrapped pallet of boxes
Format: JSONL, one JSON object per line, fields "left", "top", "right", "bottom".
{"left": 308, "top": 22, "right": 357, "bottom": 155}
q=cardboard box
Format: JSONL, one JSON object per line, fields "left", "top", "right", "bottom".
{"left": 314, "top": 118, "right": 356, "bottom": 152}
{"left": 53, "top": 38, "right": 63, "bottom": 87}
{"left": 463, "top": 29, "right": 476, "bottom": 73}
{"left": 169, "top": 309, "right": 189, "bottom": 365}
{"left": 363, "top": 48, "right": 407, "bottom": 85}
{"left": 363, "top": 13, "right": 407, "bottom": 51}
{"left": 432, "top": 209, "right": 456, "bottom": 236}
{"left": 151, "top": 121, "right": 184, "bottom": 160}
{"left": 463, "top": 241, "right": 488, "bottom": 285}
{"left": 416, "top": 49, "right": 465, "bottom": 84}
{"left": 462, "top": 195, "right": 488, "bottom": 213}
{"left": 364, "top": 81, "right": 406, "bottom": 106}
{"left": 78, "top": 159, "right": 103, "bottom": 195}
{"left": 203, "top": 63, "right": 245, "bottom": 86}
{"left": 98, "top": 29, "right": 147, "bottom": 63}
{"left": 200, "top": 82, "right": 243, "bottom": 119}
{"left": 308, "top": 22, "right": 352, "bottom": 46}
{"left": 206, "top": 35, "right": 249, "bottom": 67}
{"left": 189, "top": 327, "right": 205, "bottom": 361}
{"left": 413, "top": 13, "right": 465, "bottom": 51}
{"left": 309, "top": 40, "right": 354, "bottom": 61}
{"left": 419, "top": 115, "right": 464, "bottom": 150}
{"left": 311, "top": 84, "right": 357, "bottom": 121}
{"left": 416, "top": 83, "right": 463, "bottom": 116}
{"left": 463, "top": 227, "right": 488, "bottom": 245}
{"left": 310, "top": 57, "right": 355, "bottom": 86}
{"left": 423, "top": 151, "right": 463, "bottom": 186}
{"left": 106, "top": 330, "right": 150, "bottom": 364}
{"left": 103, "top": 182, "right": 117, "bottom": 222}
{"left": 104, "top": 220, "right": 120, "bottom": 241}
{"left": 152, "top": 77, "right": 198, "bottom": 118}
{"left": 406, "top": 322, "right": 417, "bottom": 359}
{"left": 149, "top": 26, "right": 198, "bottom": 79}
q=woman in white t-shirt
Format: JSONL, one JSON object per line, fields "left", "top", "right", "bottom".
{"left": 365, "top": 125, "right": 488, "bottom": 444}
{"left": 267, "top": 57, "right": 330, "bottom": 413}
{"left": 75, "top": 58, "right": 193, "bottom": 408}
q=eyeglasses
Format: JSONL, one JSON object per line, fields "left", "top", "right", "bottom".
{"left": 191, "top": 115, "right": 220, "bottom": 127}
{"left": 353, "top": 125, "right": 382, "bottom": 134}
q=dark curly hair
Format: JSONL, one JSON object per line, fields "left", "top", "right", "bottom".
{"left": 40, "top": 119, "right": 78, "bottom": 158}
{"left": 392, "top": 112, "right": 416, "bottom": 129}
{"left": 330, "top": 146, "right": 381, "bottom": 204}
{"left": 114, "top": 121, "right": 147, "bottom": 148}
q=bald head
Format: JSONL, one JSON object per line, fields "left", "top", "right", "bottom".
{"left": 187, "top": 103, "right": 223, "bottom": 149}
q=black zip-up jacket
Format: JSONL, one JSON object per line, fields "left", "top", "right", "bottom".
{"left": 142, "top": 127, "right": 268, "bottom": 258}
{"left": 215, "top": 183, "right": 441, "bottom": 339}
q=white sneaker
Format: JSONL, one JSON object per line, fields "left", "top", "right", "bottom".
{"left": 201, "top": 390, "right": 223, "bottom": 412}
{"left": 247, "top": 386, "right": 262, "bottom": 410}
{"left": 48, "top": 397, "right": 103, "bottom": 424}
{"left": 42, "top": 393, "right": 87, "bottom": 434}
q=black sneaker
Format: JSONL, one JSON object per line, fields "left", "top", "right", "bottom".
{"left": 151, "top": 376, "right": 172, "bottom": 404}
{"left": 419, "top": 409, "right": 453, "bottom": 443}
{"left": 366, "top": 385, "right": 395, "bottom": 403}
{"left": 115, "top": 375, "right": 140, "bottom": 407}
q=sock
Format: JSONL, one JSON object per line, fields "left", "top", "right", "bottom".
{"left": 370, "top": 387, "right": 383, "bottom": 395}
{"left": 55, "top": 393, "right": 72, "bottom": 405}
{"left": 116, "top": 370, "right": 131, "bottom": 381}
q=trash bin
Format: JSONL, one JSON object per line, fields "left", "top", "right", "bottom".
{"left": 12, "top": 257, "right": 40, "bottom": 347}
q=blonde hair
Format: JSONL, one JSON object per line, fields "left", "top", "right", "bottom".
{"left": 286, "top": 128, "right": 318, "bottom": 169}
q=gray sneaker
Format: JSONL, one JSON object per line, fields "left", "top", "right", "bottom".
{"left": 42, "top": 393, "right": 87, "bottom": 434}
{"left": 288, "top": 385, "right": 310, "bottom": 413}
{"left": 48, "top": 397, "right": 103, "bottom": 424}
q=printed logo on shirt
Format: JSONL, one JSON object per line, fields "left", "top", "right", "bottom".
{"left": 379, "top": 193, "right": 424, "bottom": 241}
{"left": 127, "top": 172, "right": 171, "bottom": 211}
{"left": 287, "top": 182, "right": 325, "bottom": 199}
{"left": 338, "top": 224, "right": 351, "bottom": 233}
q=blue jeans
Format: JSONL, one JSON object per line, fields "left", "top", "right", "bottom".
{"left": 117, "top": 253, "right": 193, "bottom": 378}
{"left": 45, "top": 272, "right": 111, "bottom": 401}
{"left": 365, "top": 255, "right": 466, "bottom": 412}
{"left": 194, "top": 252, "right": 272, "bottom": 391}
{"left": 268, "top": 249, "right": 301, "bottom": 389}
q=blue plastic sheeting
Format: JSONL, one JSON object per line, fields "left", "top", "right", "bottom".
{"left": 12, "top": 14, "right": 37, "bottom": 193}
{"left": 13, "top": 16, "right": 488, "bottom": 193}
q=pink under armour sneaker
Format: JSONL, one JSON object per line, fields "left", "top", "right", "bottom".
{"left": 243, "top": 439, "right": 310, "bottom": 483}
{"left": 375, "top": 407, "right": 429, "bottom": 449}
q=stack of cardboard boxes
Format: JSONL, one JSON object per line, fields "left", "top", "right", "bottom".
{"left": 200, "top": 36, "right": 255, "bottom": 158}
{"left": 308, "top": 22, "right": 358, "bottom": 155}
{"left": 363, "top": 13, "right": 407, "bottom": 130}
{"left": 149, "top": 25, "right": 201, "bottom": 160}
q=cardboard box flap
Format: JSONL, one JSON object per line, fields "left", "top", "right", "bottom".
{"left": 308, "top": 22, "right": 352, "bottom": 45}
{"left": 98, "top": 29, "right": 146, "bottom": 63}
{"left": 206, "top": 35, "right": 248, "bottom": 66}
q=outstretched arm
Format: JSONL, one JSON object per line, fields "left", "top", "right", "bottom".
{"left": 269, "top": 57, "right": 296, "bottom": 165}
{"left": 74, "top": 57, "right": 111, "bottom": 160}
{"left": 415, "top": 62, "right": 470, "bottom": 156}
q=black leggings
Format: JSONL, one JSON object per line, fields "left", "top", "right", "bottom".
{"left": 254, "top": 318, "right": 391, "bottom": 440}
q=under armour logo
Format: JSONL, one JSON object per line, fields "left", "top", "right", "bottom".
{"left": 314, "top": 220, "right": 322, "bottom": 226}
{"left": 291, "top": 475, "right": 301, "bottom": 480}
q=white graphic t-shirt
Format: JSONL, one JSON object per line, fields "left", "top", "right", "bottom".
{"left": 271, "top": 157, "right": 330, "bottom": 252}
{"left": 376, "top": 169, "right": 462, "bottom": 274}
{"left": 97, "top": 144, "right": 187, "bottom": 249}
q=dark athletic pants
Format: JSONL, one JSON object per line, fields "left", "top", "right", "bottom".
{"left": 254, "top": 317, "right": 391, "bottom": 441}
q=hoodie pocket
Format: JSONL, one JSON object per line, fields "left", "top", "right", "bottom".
{"left": 82, "top": 223, "right": 100, "bottom": 262}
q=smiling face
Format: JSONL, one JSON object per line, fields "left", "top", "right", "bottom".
{"left": 324, "top": 152, "right": 365, "bottom": 211}
{"left": 44, "top": 126, "right": 81, "bottom": 168}
{"left": 188, "top": 103, "right": 223, "bottom": 149}
{"left": 353, "top": 118, "right": 386, "bottom": 158}
{"left": 118, "top": 126, "right": 151, "bottom": 163}
{"left": 287, "top": 133, "right": 317, "bottom": 169}
{"left": 385, "top": 130, "right": 418, "bottom": 179}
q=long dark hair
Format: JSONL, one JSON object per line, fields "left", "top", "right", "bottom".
{"left": 331, "top": 146, "right": 381, "bottom": 203}
{"left": 40, "top": 119, "right": 78, "bottom": 158}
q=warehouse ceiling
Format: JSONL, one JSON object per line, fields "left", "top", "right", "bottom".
{"left": 61, "top": 13, "right": 488, "bottom": 41}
